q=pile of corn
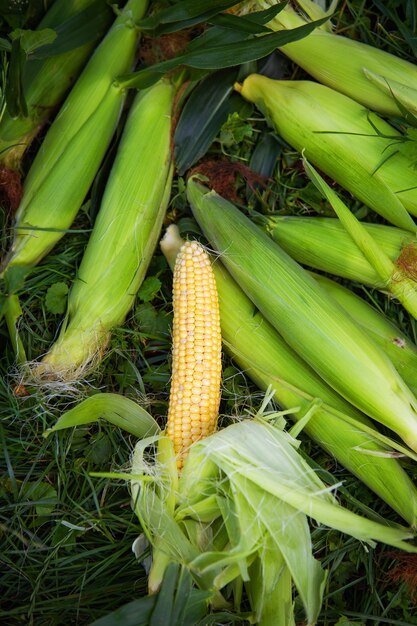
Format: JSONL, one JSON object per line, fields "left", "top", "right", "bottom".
{"left": 3, "top": 0, "right": 417, "bottom": 623}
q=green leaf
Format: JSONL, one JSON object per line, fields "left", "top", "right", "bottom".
{"left": 119, "top": 18, "right": 329, "bottom": 90}
{"left": 249, "top": 133, "right": 281, "bottom": 178}
{"left": 174, "top": 67, "right": 239, "bottom": 175}
{"left": 180, "top": 21, "right": 328, "bottom": 69}
{"left": 135, "top": 303, "right": 172, "bottom": 337}
{"left": 137, "top": 0, "right": 242, "bottom": 31}
{"left": 3, "top": 264, "right": 29, "bottom": 295}
{"left": 335, "top": 618, "right": 366, "bottom": 626}
{"left": 11, "top": 27, "right": 57, "bottom": 54}
{"left": 87, "top": 565, "right": 214, "bottom": 626}
{"left": 43, "top": 393, "right": 160, "bottom": 439}
{"left": 85, "top": 432, "right": 113, "bottom": 465}
{"left": 0, "top": 37, "right": 11, "bottom": 51}
{"left": 138, "top": 276, "right": 162, "bottom": 303}
{"left": 210, "top": 3, "right": 287, "bottom": 34}
{"left": 154, "top": 2, "right": 288, "bottom": 36}
{"left": 21, "top": 481, "right": 58, "bottom": 517}
{"left": 186, "top": 24, "right": 253, "bottom": 52}
{"left": 5, "top": 36, "right": 27, "bottom": 117}
{"left": 149, "top": 563, "right": 178, "bottom": 626}
{"left": 172, "top": 569, "right": 213, "bottom": 626}
{"left": 32, "top": 1, "right": 113, "bottom": 58}
{"left": 220, "top": 111, "right": 254, "bottom": 146}
{"left": 45, "top": 282, "right": 69, "bottom": 314}
{"left": 88, "top": 595, "right": 156, "bottom": 626}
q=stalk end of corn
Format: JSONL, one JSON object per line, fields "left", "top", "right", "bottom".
{"left": 233, "top": 81, "right": 243, "bottom": 94}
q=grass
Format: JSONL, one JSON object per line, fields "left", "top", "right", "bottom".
{"left": 2, "top": 0, "right": 417, "bottom": 624}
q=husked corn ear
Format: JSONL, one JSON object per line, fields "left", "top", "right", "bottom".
{"left": 167, "top": 241, "right": 222, "bottom": 469}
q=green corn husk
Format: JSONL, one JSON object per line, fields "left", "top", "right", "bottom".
{"left": 235, "top": 74, "right": 417, "bottom": 230}
{"left": 0, "top": 0, "right": 113, "bottom": 173}
{"left": 161, "top": 224, "right": 417, "bottom": 526}
{"left": 250, "top": 0, "right": 417, "bottom": 117}
{"left": 0, "top": 0, "right": 147, "bottom": 285}
{"left": 312, "top": 272, "right": 417, "bottom": 397}
{"left": 266, "top": 215, "right": 414, "bottom": 288}
{"left": 300, "top": 159, "right": 417, "bottom": 323}
{"left": 32, "top": 79, "right": 175, "bottom": 382}
{"left": 42, "top": 392, "right": 417, "bottom": 626}
{"left": 132, "top": 421, "right": 417, "bottom": 626}
{"left": 187, "top": 178, "right": 417, "bottom": 454}
{"left": 44, "top": 406, "right": 417, "bottom": 626}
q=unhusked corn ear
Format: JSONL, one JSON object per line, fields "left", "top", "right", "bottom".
{"left": 266, "top": 216, "right": 414, "bottom": 288}
{"left": 32, "top": 79, "right": 175, "bottom": 382}
{"left": 253, "top": 0, "right": 417, "bottom": 117}
{"left": 0, "top": 0, "right": 112, "bottom": 173}
{"left": 187, "top": 177, "right": 417, "bottom": 454}
{"left": 235, "top": 75, "right": 417, "bottom": 230}
{"left": 167, "top": 241, "right": 222, "bottom": 469}
{"left": 0, "top": 0, "right": 147, "bottom": 280}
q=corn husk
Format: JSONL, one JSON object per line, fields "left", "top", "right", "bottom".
{"left": 32, "top": 79, "right": 175, "bottom": 382}
{"left": 266, "top": 215, "right": 414, "bottom": 288}
{"left": 250, "top": 0, "right": 417, "bottom": 117}
{"left": 161, "top": 224, "right": 417, "bottom": 526}
{"left": 235, "top": 74, "right": 417, "bottom": 229}
{"left": 312, "top": 272, "right": 417, "bottom": 397}
{"left": 0, "top": 0, "right": 113, "bottom": 172}
{"left": 299, "top": 159, "right": 417, "bottom": 322}
{"left": 0, "top": 0, "right": 147, "bottom": 283}
{"left": 187, "top": 177, "right": 417, "bottom": 453}
{"left": 132, "top": 420, "right": 417, "bottom": 626}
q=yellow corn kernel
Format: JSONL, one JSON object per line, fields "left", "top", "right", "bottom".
{"left": 167, "top": 240, "right": 222, "bottom": 469}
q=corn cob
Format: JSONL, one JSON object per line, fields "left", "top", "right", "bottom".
{"left": 161, "top": 235, "right": 222, "bottom": 470}
{"left": 251, "top": 0, "right": 417, "bottom": 117}
{"left": 235, "top": 75, "right": 417, "bottom": 230}
{"left": 187, "top": 177, "right": 417, "bottom": 454}
{"left": 0, "top": 0, "right": 113, "bottom": 173}
{"left": 266, "top": 216, "right": 414, "bottom": 288}
{"left": 312, "top": 272, "right": 417, "bottom": 397}
{"left": 161, "top": 225, "right": 417, "bottom": 525}
{"left": 0, "top": 0, "right": 147, "bottom": 283}
{"left": 32, "top": 79, "right": 175, "bottom": 382}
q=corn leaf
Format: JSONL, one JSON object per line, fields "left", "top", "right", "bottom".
{"left": 137, "top": 0, "right": 243, "bottom": 32}
{"left": 237, "top": 483, "right": 326, "bottom": 624}
{"left": 43, "top": 393, "right": 160, "bottom": 439}
{"left": 118, "top": 18, "right": 328, "bottom": 90}
{"left": 200, "top": 422, "right": 417, "bottom": 549}
{"left": 209, "top": 4, "right": 288, "bottom": 34}
{"left": 247, "top": 543, "right": 294, "bottom": 626}
{"left": 174, "top": 68, "right": 239, "bottom": 174}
